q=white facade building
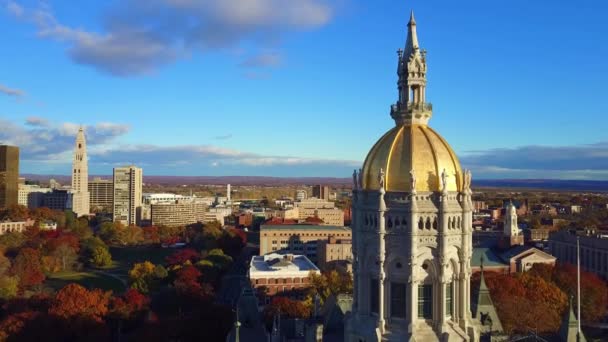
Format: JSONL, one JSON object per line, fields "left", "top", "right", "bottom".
{"left": 71, "top": 127, "right": 90, "bottom": 217}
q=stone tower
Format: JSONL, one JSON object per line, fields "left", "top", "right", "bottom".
{"left": 71, "top": 127, "right": 90, "bottom": 217}
{"left": 500, "top": 202, "right": 523, "bottom": 248}
{"left": 345, "top": 11, "right": 478, "bottom": 341}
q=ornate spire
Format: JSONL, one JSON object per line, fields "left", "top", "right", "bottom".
{"left": 404, "top": 10, "right": 419, "bottom": 57}
{"left": 391, "top": 10, "right": 432, "bottom": 126}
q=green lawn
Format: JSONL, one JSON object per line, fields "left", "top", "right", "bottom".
{"left": 46, "top": 271, "right": 126, "bottom": 293}
{"left": 109, "top": 245, "right": 175, "bottom": 271}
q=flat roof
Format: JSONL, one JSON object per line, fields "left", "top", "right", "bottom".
{"left": 261, "top": 224, "right": 351, "bottom": 231}
{"left": 249, "top": 253, "right": 320, "bottom": 275}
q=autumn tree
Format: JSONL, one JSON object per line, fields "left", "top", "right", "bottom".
{"left": 49, "top": 283, "right": 111, "bottom": 322}
{"left": 11, "top": 247, "right": 45, "bottom": 288}
{"left": 166, "top": 248, "right": 200, "bottom": 266}
{"left": 90, "top": 246, "right": 113, "bottom": 268}
{"left": 263, "top": 297, "right": 311, "bottom": 324}
{"left": 550, "top": 263, "right": 608, "bottom": 322}
{"left": 109, "top": 288, "right": 150, "bottom": 320}
{"left": 308, "top": 270, "right": 353, "bottom": 304}
{"left": 128, "top": 261, "right": 164, "bottom": 293}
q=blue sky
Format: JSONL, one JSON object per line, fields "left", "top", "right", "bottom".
{"left": 1, "top": 0, "right": 608, "bottom": 179}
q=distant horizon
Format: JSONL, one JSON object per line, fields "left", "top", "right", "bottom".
{"left": 3, "top": 1, "right": 608, "bottom": 180}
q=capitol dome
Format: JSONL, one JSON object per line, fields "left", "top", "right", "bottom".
{"left": 359, "top": 10, "right": 463, "bottom": 194}
{"left": 361, "top": 123, "right": 462, "bottom": 193}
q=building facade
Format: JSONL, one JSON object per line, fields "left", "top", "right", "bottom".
{"left": 113, "top": 166, "right": 143, "bottom": 226}
{"left": 0, "top": 145, "right": 19, "bottom": 209}
{"left": 89, "top": 178, "right": 113, "bottom": 212}
{"left": 259, "top": 224, "right": 352, "bottom": 261}
{"left": 18, "top": 184, "right": 52, "bottom": 208}
{"left": 71, "top": 127, "right": 90, "bottom": 217}
{"left": 345, "top": 13, "right": 478, "bottom": 341}
{"left": 42, "top": 189, "right": 73, "bottom": 211}
{"left": 298, "top": 208, "right": 345, "bottom": 226}
{"left": 150, "top": 201, "right": 207, "bottom": 227}
{"left": 312, "top": 185, "right": 330, "bottom": 200}
{"left": 316, "top": 236, "right": 352, "bottom": 271}
{"left": 249, "top": 253, "right": 320, "bottom": 297}
{"left": 0, "top": 219, "right": 35, "bottom": 235}
{"left": 549, "top": 230, "right": 608, "bottom": 280}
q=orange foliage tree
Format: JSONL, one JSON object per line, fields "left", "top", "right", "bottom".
{"left": 11, "top": 247, "right": 45, "bottom": 288}
{"left": 263, "top": 297, "right": 311, "bottom": 323}
{"left": 478, "top": 271, "right": 567, "bottom": 335}
{"left": 49, "top": 283, "right": 111, "bottom": 322}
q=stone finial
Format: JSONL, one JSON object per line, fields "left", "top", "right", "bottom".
{"left": 352, "top": 169, "right": 358, "bottom": 190}
{"left": 357, "top": 168, "right": 363, "bottom": 189}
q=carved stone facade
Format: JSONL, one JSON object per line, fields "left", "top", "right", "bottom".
{"left": 345, "top": 11, "right": 478, "bottom": 342}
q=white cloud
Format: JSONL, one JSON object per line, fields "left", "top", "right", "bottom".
{"left": 0, "top": 83, "right": 24, "bottom": 97}
{"left": 5, "top": 0, "right": 334, "bottom": 76}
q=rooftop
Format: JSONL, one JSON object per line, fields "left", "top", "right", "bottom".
{"left": 249, "top": 253, "right": 320, "bottom": 275}
{"left": 261, "top": 224, "right": 350, "bottom": 231}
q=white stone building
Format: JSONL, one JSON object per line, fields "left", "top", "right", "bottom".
{"left": 345, "top": 12, "right": 478, "bottom": 341}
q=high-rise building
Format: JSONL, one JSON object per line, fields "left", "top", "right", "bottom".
{"left": 113, "top": 166, "right": 142, "bottom": 226}
{"left": 88, "top": 177, "right": 113, "bottom": 212}
{"left": 346, "top": 12, "right": 481, "bottom": 340}
{"left": 71, "top": 127, "right": 90, "bottom": 217}
{"left": 312, "top": 185, "right": 329, "bottom": 200}
{"left": 0, "top": 145, "right": 19, "bottom": 209}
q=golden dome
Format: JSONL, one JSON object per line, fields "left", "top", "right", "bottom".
{"left": 362, "top": 124, "right": 463, "bottom": 192}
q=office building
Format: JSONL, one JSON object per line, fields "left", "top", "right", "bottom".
{"left": 42, "top": 189, "right": 73, "bottom": 211}
{"left": 113, "top": 166, "right": 142, "bottom": 226}
{"left": 259, "top": 224, "right": 351, "bottom": 261}
{"left": 150, "top": 201, "right": 207, "bottom": 227}
{"left": 549, "top": 229, "right": 608, "bottom": 280}
{"left": 71, "top": 127, "right": 90, "bottom": 217}
{"left": 312, "top": 185, "right": 330, "bottom": 200}
{"left": 0, "top": 145, "right": 19, "bottom": 209}
{"left": 18, "top": 183, "right": 52, "bottom": 208}
{"left": 88, "top": 178, "right": 113, "bottom": 212}
{"left": 295, "top": 189, "right": 307, "bottom": 201}
{"left": 316, "top": 236, "right": 353, "bottom": 271}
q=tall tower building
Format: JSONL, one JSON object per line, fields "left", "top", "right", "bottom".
{"left": 501, "top": 201, "right": 523, "bottom": 248}
{"left": 0, "top": 145, "right": 19, "bottom": 209}
{"left": 113, "top": 166, "right": 142, "bottom": 226}
{"left": 71, "top": 127, "right": 90, "bottom": 217}
{"left": 345, "top": 12, "right": 478, "bottom": 341}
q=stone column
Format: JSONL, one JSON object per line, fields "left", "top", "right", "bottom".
{"left": 352, "top": 191, "right": 359, "bottom": 313}
{"left": 377, "top": 187, "right": 387, "bottom": 333}
{"left": 437, "top": 193, "right": 449, "bottom": 333}
{"left": 407, "top": 191, "right": 419, "bottom": 336}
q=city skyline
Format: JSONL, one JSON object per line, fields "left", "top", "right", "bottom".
{"left": 2, "top": 1, "right": 608, "bottom": 179}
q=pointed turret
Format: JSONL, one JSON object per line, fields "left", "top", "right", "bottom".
{"left": 404, "top": 10, "right": 419, "bottom": 57}
{"left": 560, "top": 296, "right": 586, "bottom": 342}
{"left": 391, "top": 10, "right": 432, "bottom": 126}
{"left": 473, "top": 256, "right": 504, "bottom": 335}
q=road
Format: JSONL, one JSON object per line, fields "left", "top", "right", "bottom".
{"left": 216, "top": 242, "right": 258, "bottom": 307}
